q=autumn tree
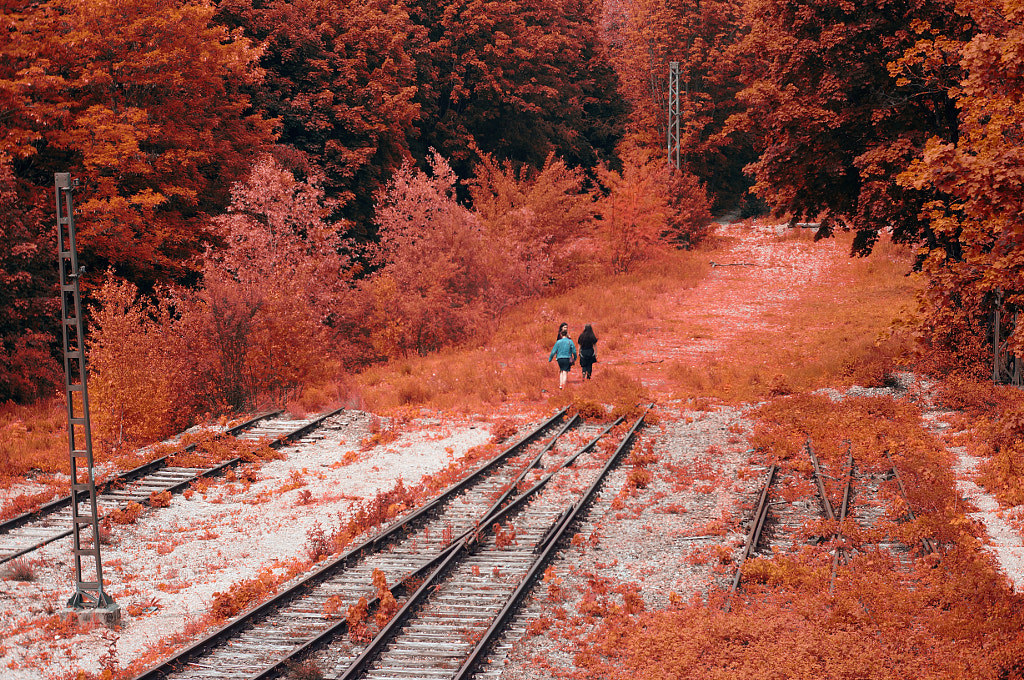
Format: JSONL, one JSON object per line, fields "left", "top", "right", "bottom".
{"left": 407, "top": 0, "right": 627, "bottom": 181}
{"left": 468, "top": 150, "right": 596, "bottom": 286}
{"left": 366, "top": 151, "right": 564, "bottom": 356}
{"left": 89, "top": 155, "right": 350, "bottom": 432}
{"left": 732, "top": 0, "right": 974, "bottom": 253}
{"left": 594, "top": 145, "right": 711, "bottom": 273}
{"left": 366, "top": 153, "right": 492, "bottom": 356}
{"left": 0, "top": 0, "right": 275, "bottom": 291}
{"left": 88, "top": 277, "right": 204, "bottom": 446}
{"left": 897, "top": 0, "right": 1024, "bottom": 369}
{"left": 216, "top": 0, "right": 422, "bottom": 233}
{"left": 0, "top": 156, "right": 60, "bottom": 402}
{"left": 199, "top": 155, "right": 351, "bottom": 407}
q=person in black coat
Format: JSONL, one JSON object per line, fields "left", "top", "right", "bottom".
{"left": 578, "top": 324, "right": 597, "bottom": 379}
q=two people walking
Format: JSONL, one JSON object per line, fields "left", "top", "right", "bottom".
{"left": 548, "top": 322, "right": 598, "bottom": 389}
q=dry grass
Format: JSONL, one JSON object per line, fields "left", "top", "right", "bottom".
{"left": 357, "top": 247, "right": 712, "bottom": 414}
{"left": 0, "top": 397, "right": 68, "bottom": 483}
{"left": 3, "top": 557, "right": 35, "bottom": 582}
{"left": 357, "top": 226, "right": 917, "bottom": 413}
{"left": 660, "top": 232, "right": 918, "bottom": 403}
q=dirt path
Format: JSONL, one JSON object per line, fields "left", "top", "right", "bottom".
{"left": 630, "top": 222, "right": 842, "bottom": 394}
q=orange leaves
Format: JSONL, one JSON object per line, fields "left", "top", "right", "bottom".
{"left": 372, "top": 569, "right": 399, "bottom": 628}
{"left": 977, "top": 440, "right": 1024, "bottom": 508}
{"left": 594, "top": 147, "right": 673, "bottom": 274}
{"left": 493, "top": 522, "right": 517, "bottom": 549}
{"left": 893, "top": 6, "right": 1024, "bottom": 368}
{"left": 209, "top": 567, "right": 277, "bottom": 620}
{"left": 106, "top": 502, "right": 144, "bottom": 525}
{"left": 543, "top": 566, "right": 566, "bottom": 602}
{"left": 594, "top": 145, "right": 712, "bottom": 274}
{"left": 88, "top": 276, "right": 201, "bottom": 448}
{"left": 323, "top": 595, "right": 345, "bottom": 620}
{"left": 346, "top": 597, "right": 371, "bottom": 642}
{"left": 468, "top": 150, "right": 593, "bottom": 288}
{"left": 3, "top": 0, "right": 274, "bottom": 286}
{"left": 148, "top": 490, "right": 172, "bottom": 508}
{"left": 0, "top": 488, "right": 57, "bottom": 522}
{"left": 488, "top": 418, "right": 519, "bottom": 443}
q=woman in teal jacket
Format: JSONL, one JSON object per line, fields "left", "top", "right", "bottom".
{"left": 548, "top": 326, "right": 577, "bottom": 390}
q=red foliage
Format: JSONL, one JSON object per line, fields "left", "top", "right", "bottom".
{"left": 0, "top": 0, "right": 275, "bottom": 290}
{"left": 217, "top": 0, "right": 421, "bottom": 227}
{"left": 733, "top": 0, "right": 970, "bottom": 253}
{"left": 594, "top": 146, "right": 711, "bottom": 273}
{"left": 0, "top": 489, "right": 57, "bottom": 522}
{"left": 106, "top": 502, "right": 144, "bottom": 525}
{"left": 346, "top": 596, "right": 370, "bottom": 642}
{"left": 468, "top": 150, "right": 596, "bottom": 288}
{"left": 366, "top": 152, "right": 542, "bottom": 356}
{"left": 372, "top": 568, "right": 399, "bottom": 628}
{"left": 896, "top": 2, "right": 1024, "bottom": 367}
{"left": 209, "top": 568, "right": 277, "bottom": 620}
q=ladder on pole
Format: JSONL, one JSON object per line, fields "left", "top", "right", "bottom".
{"left": 55, "top": 172, "right": 118, "bottom": 615}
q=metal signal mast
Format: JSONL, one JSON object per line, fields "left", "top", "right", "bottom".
{"left": 55, "top": 172, "right": 120, "bottom": 625}
{"left": 668, "top": 61, "right": 681, "bottom": 171}
{"left": 992, "top": 290, "right": 1022, "bottom": 386}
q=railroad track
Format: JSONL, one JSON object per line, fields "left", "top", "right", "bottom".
{"left": 0, "top": 408, "right": 345, "bottom": 565}
{"left": 728, "top": 439, "right": 934, "bottom": 600}
{"left": 131, "top": 407, "right": 580, "bottom": 680}
{"left": 326, "top": 410, "right": 649, "bottom": 680}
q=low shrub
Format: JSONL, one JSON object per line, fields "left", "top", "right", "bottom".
{"left": 4, "top": 557, "right": 34, "bottom": 581}
{"left": 106, "top": 502, "right": 144, "bottom": 525}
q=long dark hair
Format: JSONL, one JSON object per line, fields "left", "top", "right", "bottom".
{"left": 578, "top": 324, "right": 597, "bottom": 346}
{"left": 557, "top": 322, "right": 568, "bottom": 341}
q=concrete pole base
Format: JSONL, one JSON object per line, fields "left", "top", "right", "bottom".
{"left": 60, "top": 603, "right": 122, "bottom": 628}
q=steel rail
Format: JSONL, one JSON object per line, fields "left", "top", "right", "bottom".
{"left": 807, "top": 438, "right": 837, "bottom": 523}
{"left": 337, "top": 411, "right": 645, "bottom": 680}
{"left": 0, "top": 410, "right": 293, "bottom": 567}
{"left": 0, "top": 410, "right": 280, "bottom": 537}
{"left": 829, "top": 445, "right": 854, "bottom": 594}
{"left": 249, "top": 416, "right": 620, "bottom": 680}
{"left": 884, "top": 450, "right": 936, "bottom": 555}
{"left": 726, "top": 463, "right": 778, "bottom": 608}
{"left": 130, "top": 408, "right": 569, "bottom": 680}
{"left": 451, "top": 410, "right": 647, "bottom": 680}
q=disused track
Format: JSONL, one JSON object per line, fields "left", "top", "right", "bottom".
{"left": 728, "top": 439, "right": 935, "bottom": 599}
{"left": 0, "top": 408, "right": 345, "bottom": 565}
{"left": 131, "top": 408, "right": 578, "bottom": 680}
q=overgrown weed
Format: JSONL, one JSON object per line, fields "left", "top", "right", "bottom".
{"left": 0, "top": 398, "right": 67, "bottom": 484}
{"left": 3, "top": 557, "right": 35, "bottom": 581}
{"left": 574, "top": 391, "right": 1024, "bottom": 679}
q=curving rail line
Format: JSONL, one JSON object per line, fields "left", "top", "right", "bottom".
{"left": 0, "top": 408, "right": 348, "bottom": 566}
{"left": 333, "top": 409, "right": 649, "bottom": 680}
{"left": 131, "top": 408, "right": 574, "bottom": 680}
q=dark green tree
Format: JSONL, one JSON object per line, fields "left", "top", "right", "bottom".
{"left": 216, "top": 0, "right": 423, "bottom": 233}
{"left": 407, "top": 0, "right": 628, "bottom": 181}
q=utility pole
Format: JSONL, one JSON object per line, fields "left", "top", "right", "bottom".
{"left": 55, "top": 172, "right": 120, "bottom": 626}
{"left": 668, "top": 61, "right": 681, "bottom": 171}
